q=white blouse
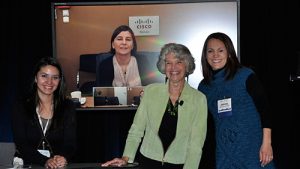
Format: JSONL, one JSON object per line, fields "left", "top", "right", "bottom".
{"left": 112, "top": 56, "right": 142, "bottom": 87}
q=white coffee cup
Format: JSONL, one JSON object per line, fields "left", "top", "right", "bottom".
{"left": 71, "top": 91, "right": 81, "bottom": 99}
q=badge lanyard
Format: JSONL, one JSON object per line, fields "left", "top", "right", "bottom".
{"left": 37, "top": 113, "right": 50, "bottom": 136}
{"left": 35, "top": 106, "right": 52, "bottom": 158}
{"left": 36, "top": 107, "right": 50, "bottom": 149}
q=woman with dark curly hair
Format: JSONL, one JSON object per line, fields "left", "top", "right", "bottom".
{"left": 101, "top": 43, "right": 207, "bottom": 169}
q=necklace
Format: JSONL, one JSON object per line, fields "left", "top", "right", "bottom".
{"left": 116, "top": 55, "right": 130, "bottom": 75}
{"left": 167, "top": 98, "right": 179, "bottom": 116}
{"left": 167, "top": 85, "right": 183, "bottom": 116}
{"left": 116, "top": 58, "right": 128, "bottom": 86}
{"left": 120, "top": 68, "right": 128, "bottom": 86}
{"left": 121, "top": 65, "right": 127, "bottom": 75}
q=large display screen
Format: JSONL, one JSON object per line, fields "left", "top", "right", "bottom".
{"left": 51, "top": 0, "right": 240, "bottom": 92}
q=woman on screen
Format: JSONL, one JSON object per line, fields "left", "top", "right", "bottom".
{"left": 96, "top": 25, "right": 142, "bottom": 87}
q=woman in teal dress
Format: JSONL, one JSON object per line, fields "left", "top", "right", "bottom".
{"left": 198, "top": 32, "right": 276, "bottom": 169}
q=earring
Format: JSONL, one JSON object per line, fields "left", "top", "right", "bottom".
{"left": 165, "top": 76, "right": 168, "bottom": 83}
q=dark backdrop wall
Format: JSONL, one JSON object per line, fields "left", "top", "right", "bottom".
{"left": 1, "top": 1, "right": 52, "bottom": 141}
{"left": 1, "top": 1, "right": 298, "bottom": 169}
{"left": 240, "top": 2, "right": 299, "bottom": 169}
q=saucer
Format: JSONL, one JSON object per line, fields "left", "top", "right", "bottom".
{"left": 80, "top": 97, "right": 86, "bottom": 104}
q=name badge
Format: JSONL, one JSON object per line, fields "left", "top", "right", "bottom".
{"left": 217, "top": 97, "right": 232, "bottom": 117}
{"left": 38, "top": 149, "right": 51, "bottom": 157}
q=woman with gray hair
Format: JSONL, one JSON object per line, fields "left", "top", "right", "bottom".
{"left": 101, "top": 43, "right": 207, "bottom": 169}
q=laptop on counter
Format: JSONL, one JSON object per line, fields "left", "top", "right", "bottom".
{"left": 93, "top": 87, "right": 127, "bottom": 106}
{"left": 92, "top": 86, "right": 144, "bottom": 106}
{"left": 127, "top": 86, "right": 144, "bottom": 106}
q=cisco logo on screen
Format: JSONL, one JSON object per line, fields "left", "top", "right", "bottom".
{"left": 134, "top": 19, "right": 154, "bottom": 29}
{"left": 129, "top": 16, "right": 159, "bottom": 36}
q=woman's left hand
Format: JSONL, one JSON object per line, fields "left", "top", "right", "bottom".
{"left": 259, "top": 142, "right": 273, "bottom": 167}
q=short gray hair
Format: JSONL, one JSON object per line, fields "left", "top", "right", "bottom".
{"left": 156, "top": 43, "right": 195, "bottom": 76}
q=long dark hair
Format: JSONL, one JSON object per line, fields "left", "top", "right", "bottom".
{"left": 201, "top": 32, "right": 241, "bottom": 84}
{"left": 110, "top": 25, "right": 137, "bottom": 56}
{"left": 28, "top": 57, "right": 67, "bottom": 123}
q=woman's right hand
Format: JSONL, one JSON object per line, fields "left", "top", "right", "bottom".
{"left": 45, "top": 155, "right": 68, "bottom": 168}
{"left": 101, "top": 157, "right": 128, "bottom": 167}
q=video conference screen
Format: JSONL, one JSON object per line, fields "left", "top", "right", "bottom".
{"left": 51, "top": 0, "right": 240, "bottom": 92}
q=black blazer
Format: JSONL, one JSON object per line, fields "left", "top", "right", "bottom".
{"left": 11, "top": 99, "right": 77, "bottom": 166}
{"left": 96, "top": 55, "right": 115, "bottom": 87}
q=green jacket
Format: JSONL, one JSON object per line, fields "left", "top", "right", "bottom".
{"left": 123, "top": 82, "right": 207, "bottom": 169}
